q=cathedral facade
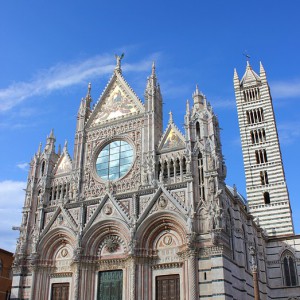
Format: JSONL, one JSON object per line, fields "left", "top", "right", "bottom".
{"left": 11, "top": 58, "right": 300, "bottom": 300}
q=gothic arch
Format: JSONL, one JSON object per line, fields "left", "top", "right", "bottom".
{"left": 81, "top": 219, "right": 129, "bottom": 256}
{"left": 38, "top": 227, "right": 76, "bottom": 260}
{"left": 136, "top": 211, "right": 187, "bottom": 250}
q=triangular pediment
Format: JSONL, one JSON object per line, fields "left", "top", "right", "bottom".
{"left": 137, "top": 186, "right": 188, "bottom": 226}
{"left": 87, "top": 72, "right": 145, "bottom": 128}
{"left": 158, "top": 123, "right": 185, "bottom": 152}
{"left": 40, "top": 205, "right": 77, "bottom": 238}
{"left": 54, "top": 153, "right": 72, "bottom": 175}
{"left": 83, "top": 193, "right": 130, "bottom": 235}
{"left": 53, "top": 142, "right": 72, "bottom": 176}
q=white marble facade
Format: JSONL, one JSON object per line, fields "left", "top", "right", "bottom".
{"left": 11, "top": 59, "right": 300, "bottom": 300}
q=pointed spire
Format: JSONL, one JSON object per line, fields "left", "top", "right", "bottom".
{"left": 240, "top": 61, "right": 261, "bottom": 87}
{"left": 57, "top": 144, "right": 61, "bottom": 156}
{"left": 37, "top": 142, "right": 42, "bottom": 155}
{"left": 84, "top": 82, "right": 92, "bottom": 108}
{"left": 63, "top": 140, "right": 68, "bottom": 152}
{"left": 48, "top": 129, "right": 55, "bottom": 139}
{"left": 186, "top": 99, "right": 190, "bottom": 113}
{"left": 152, "top": 61, "right": 156, "bottom": 76}
{"left": 87, "top": 82, "right": 91, "bottom": 96}
{"left": 233, "top": 68, "right": 240, "bottom": 87}
{"left": 260, "top": 61, "right": 267, "bottom": 83}
{"left": 168, "top": 111, "right": 173, "bottom": 124}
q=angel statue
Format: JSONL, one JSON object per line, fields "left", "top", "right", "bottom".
{"left": 115, "top": 53, "right": 125, "bottom": 69}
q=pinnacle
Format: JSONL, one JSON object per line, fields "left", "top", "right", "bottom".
{"left": 49, "top": 129, "right": 55, "bottom": 139}
{"left": 64, "top": 140, "right": 68, "bottom": 151}
{"left": 152, "top": 61, "right": 156, "bottom": 77}
{"left": 87, "top": 82, "right": 91, "bottom": 97}
{"left": 37, "top": 142, "right": 42, "bottom": 154}
{"left": 168, "top": 111, "right": 173, "bottom": 123}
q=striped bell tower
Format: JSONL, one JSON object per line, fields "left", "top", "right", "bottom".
{"left": 234, "top": 61, "right": 294, "bottom": 236}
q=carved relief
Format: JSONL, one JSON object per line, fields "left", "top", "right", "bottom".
{"left": 171, "top": 190, "right": 186, "bottom": 204}
{"left": 91, "top": 81, "right": 141, "bottom": 126}
{"left": 140, "top": 195, "right": 151, "bottom": 214}
{"left": 68, "top": 208, "right": 80, "bottom": 224}
{"left": 103, "top": 204, "right": 113, "bottom": 215}
{"left": 157, "top": 196, "right": 168, "bottom": 209}
{"left": 118, "top": 199, "right": 130, "bottom": 214}
{"left": 86, "top": 205, "right": 97, "bottom": 223}
{"left": 98, "top": 235, "right": 126, "bottom": 257}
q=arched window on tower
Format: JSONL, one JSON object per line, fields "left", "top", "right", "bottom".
{"left": 41, "top": 161, "right": 46, "bottom": 176}
{"left": 260, "top": 171, "right": 269, "bottom": 185}
{"left": 264, "top": 191, "right": 270, "bottom": 204}
{"left": 281, "top": 251, "right": 298, "bottom": 286}
{"left": 196, "top": 122, "right": 201, "bottom": 140}
{"left": 198, "top": 153, "right": 205, "bottom": 200}
{"left": 182, "top": 157, "right": 187, "bottom": 174}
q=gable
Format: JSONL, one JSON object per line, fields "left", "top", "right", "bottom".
{"left": 88, "top": 73, "right": 144, "bottom": 128}
{"left": 159, "top": 125, "right": 185, "bottom": 152}
{"left": 55, "top": 154, "right": 72, "bottom": 175}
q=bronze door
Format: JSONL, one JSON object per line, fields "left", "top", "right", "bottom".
{"left": 156, "top": 274, "right": 180, "bottom": 300}
{"left": 98, "top": 270, "right": 123, "bottom": 300}
{"left": 51, "top": 283, "right": 70, "bottom": 300}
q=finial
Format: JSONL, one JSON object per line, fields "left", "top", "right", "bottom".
{"left": 115, "top": 53, "right": 124, "bottom": 72}
{"left": 168, "top": 111, "right": 173, "bottom": 123}
{"left": 64, "top": 140, "right": 68, "bottom": 150}
{"left": 152, "top": 61, "right": 156, "bottom": 76}
{"left": 37, "top": 142, "right": 42, "bottom": 154}
{"left": 195, "top": 84, "right": 200, "bottom": 95}
{"left": 186, "top": 99, "right": 190, "bottom": 112}
{"left": 49, "top": 129, "right": 54, "bottom": 139}
{"left": 243, "top": 51, "right": 251, "bottom": 67}
{"left": 57, "top": 144, "right": 61, "bottom": 156}
{"left": 260, "top": 61, "right": 267, "bottom": 82}
{"left": 87, "top": 83, "right": 91, "bottom": 96}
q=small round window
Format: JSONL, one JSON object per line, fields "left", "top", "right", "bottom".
{"left": 96, "top": 140, "right": 134, "bottom": 181}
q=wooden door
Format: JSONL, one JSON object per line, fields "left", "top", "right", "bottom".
{"left": 156, "top": 274, "right": 180, "bottom": 300}
{"left": 98, "top": 270, "right": 123, "bottom": 300}
{"left": 51, "top": 283, "right": 69, "bottom": 300}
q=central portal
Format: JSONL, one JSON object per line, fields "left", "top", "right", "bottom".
{"left": 156, "top": 274, "right": 180, "bottom": 300}
{"left": 98, "top": 270, "right": 123, "bottom": 300}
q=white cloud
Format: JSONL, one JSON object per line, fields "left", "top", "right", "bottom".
{"left": 277, "top": 121, "right": 300, "bottom": 145}
{"left": 0, "top": 54, "right": 156, "bottom": 113}
{"left": 17, "top": 163, "right": 29, "bottom": 171}
{"left": 271, "top": 80, "right": 300, "bottom": 99}
{"left": 0, "top": 180, "right": 26, "bottom": 252}
{"left": 211, "top": 99, "right": 236, "bottom": 109}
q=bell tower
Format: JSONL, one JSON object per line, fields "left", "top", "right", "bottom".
{"left": 234, "top": 61, "right": 294, "bottom": 236}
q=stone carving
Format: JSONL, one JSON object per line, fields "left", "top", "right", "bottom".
{"left": 61, "top": 248, "right": 68, "bottom": 257}
{"left": 105, "top": 236, "right": 120, "bottom": 253}
{"left": 163, "top": 235, "right": 173, "bottom": 246}
{"left": 171, "top": 190, "right": 186, "bottom": 204}
{"left": 103, "top": 204, "right": 113, "bottom": 215}
{"left": 157, "top": 196, "right": 168, "bottom": 209}
{"left": 58, "top": 214, "right": 64, "bottom": 225}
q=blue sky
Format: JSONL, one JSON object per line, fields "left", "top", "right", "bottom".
{"left": 0, "top": 1, "right": 300, "bottom": 251}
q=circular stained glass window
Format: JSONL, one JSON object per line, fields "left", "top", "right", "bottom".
{"left": 96, "top": 140, "right": 134, "bottom": 181}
